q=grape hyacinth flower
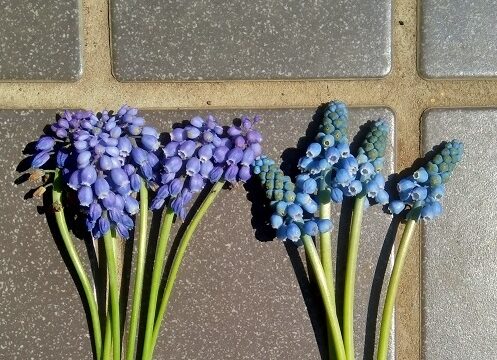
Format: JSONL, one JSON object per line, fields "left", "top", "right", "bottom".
{"left": 252, "top": 155, "right": 345, "bottom": 360}
{"left": 377, "top": 140, "right": 463, "bottom": 360}
{"left": 151, "top": 114, "right": 262, "bottom": 219}
{"left": 30, "top": 105, "right": 159, "bottom": 240}
{"left": 26, "top": 105, "right": 162, "bottom": 360}
{"left": 141, "top": 114, "right": 263, "bottom": 360}
{"left": 387, "top": 140, "right": 463, "bottom": 220}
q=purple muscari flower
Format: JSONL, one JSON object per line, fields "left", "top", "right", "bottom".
{"left": 163, "top": 141, "right": 179, "bottom": 158}
{"left": 164, "top": 156, "right": 183, "bottom": 173}
{"left": 224, "top": 164, "right": 239, "bottom": 183}
{"left": 68, "top": 170, "right": 81, "bottom": 190}
{"left": 130, "top": 173, "right": 141, "bottom": 192}
{"left": 241, "top": 148, "right": 255, "bottom": 166}
{"left": 186, "top": 157, "right": 201, "bottom": 176}
{"left": 209, "top": 166, "right": 223, "bottom": 182}
{"left": 89, "top": 202, "right": 102, "bottom": 222}
{"left": 110, "top": 168, "right": 129, "bottom": 187}
{"left": 118, "top": 137, "right": 132, "bottom": 156}
{"left": 169, "top": 178, "right": 184, "bottom": 197}
{"left": 213, "top": 146, "right": 229, "bottom": 163}
{"left": 141, "top": 135, "right": 160, "bottom": 151}
{"left": 197, "top": 145, "right": 213, "bottom": 163}
{"left": 171, "top": 128, "right": 185, "bottom": 142}
{"left": 124, "top": 195, "right": 139, "bottom": 215}
{"left": 80, "top": 166, "right": 97, "bottom": 186}
{"left": 200, "top": 160, "right": 214, "bottom": 178}
{"left": 189, "top": 174, "right": 204, "bottom": 193}
{"left": 178, "top": 140, "right": 196, "bottom": 160}
{"left": 32, "top": 151, "right": 50, "bottom": 168}
{"left": 226, "top": 148, "right": 243, "bottom": 165}
{"left": 140, "top": 163, "right": 154, "bottom": 180}
{"left": 238, "top": 165, "right": 251, "bottom": 182}
{"left": 78, "top": 186, "right": 93, "bottom": 206}
{"left": 98, "top": 217, "right": 111, "bottom": 235}
{"left": 186, "top": 126, "right": 201, "bottom": 139}
{"left": 94, "top": 177, "right": 110, "bottom": 199}
{"left": 56, "top": 150, "right": 69, "bottom": 168}
{"left": 131, "top": 147, "right": 148, "bottom": 166}
{"left": 36, "top": 136, "right": 55, "bottom": 151}
{"left": 190, "top": 116, "right": 204, "bottom": 128}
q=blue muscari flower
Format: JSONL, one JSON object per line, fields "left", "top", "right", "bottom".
{"left": 387, "top": 140, "right": 463, "bottom": 220}
{"left": 27, "top": 105, "right": 161, "bottom": 239}
{"left": 151, "top": 114, "right": 263, "bottom": 219}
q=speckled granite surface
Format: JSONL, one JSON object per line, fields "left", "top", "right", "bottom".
{"left": 110, "top": 0, "right": 392, "bottom": 80}
{"left": 418, "top": 0, "right": 497, "bottom": 78}
{"left": 0, "top": 0, "right": 83, "bottom": 81}
{"left": 2, "top": 107, "right": 395, "bottom": 359}
{"left": 421, "top": 109, "right": 497, "bottom": 359}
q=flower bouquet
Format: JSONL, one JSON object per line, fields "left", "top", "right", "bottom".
{"left": 20, "top": 101, "right": 463, "bottom": 359}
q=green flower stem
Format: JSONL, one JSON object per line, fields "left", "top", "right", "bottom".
{"left": 103, "top": 230, "right": 121, "bottom": 360}
{"left": 302, "top": 235, "right": 346, "bottom": 360}
{"left": 52, "top": 169, "right": 102, "bottom": 360}
{"left": 141, "top": 208, "right": 175, "bottom": 358}
{"left": 102, "top": 310, "right": 112, "bottom": 360}
{"left": 144, "top": 181, "right": 224, "bottom": 360}
{"left": 125, "top": 180, "right": 149, "bottom": 360}
{"left": 318, "top": 185, "right": 337, "bottom": 359}
{"left": 343, "top": 195, "right": 365, "bottom": 360}
{"left": 377, "top": 218, "right": 417, "bottom": 360}
{"left": 318, "top": 187, "right": 335, "bottom": 307}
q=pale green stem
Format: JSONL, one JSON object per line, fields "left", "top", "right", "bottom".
{"left": 102, "top": 310, "right": 112, "bottom": 360}
{"left": 302, "top": 235, "right": 346, "bottom": 360}
{"left": 141, "top": 208, "right": 175, "bottom": 358}
{"left": 52, "top": 169, "right": 102, "bottom": 360}
{"left": 343, "top": 195, "right": 365, "bottom": 360}
{"left": 144, "top": 181, "right": 224, "bottom": 360}
{"left": 377, "top": 219, "right": 417, "bottom": 360}
{"left": 103, "top": 230, "right": 120, "bottom": 360}
{"left": 125, "top": 180, "right": 149, "bottom": 360}
{"left": 318, "top": 184, "right": 337, "bottom": 358}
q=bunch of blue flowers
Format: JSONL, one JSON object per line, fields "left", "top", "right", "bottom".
{"left": 23, "top": 108, "right": 264, "bottom": 360}
{"left": 254, "top": 100, "right": 463, "bottom": 360}
{"left": 388, "top": 140, "right": 463, "bottom": 220}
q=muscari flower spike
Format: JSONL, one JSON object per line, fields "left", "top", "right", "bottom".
{"left": 29, "top": 105, "right": 161, "bottom": 239}
{"left": 388, "top": 140, "right": 463, "bottom": 220}
{"left": 252, "top": 156, "right": 332, "bottom": 244}
{"left": 151, "top": 115, "right": 263, "bottom": 219}
{"left": 297, "top": 100, "right": 390, "bottom": 207}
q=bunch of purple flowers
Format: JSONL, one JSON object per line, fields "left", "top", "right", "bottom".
{"left": 151, "top": 115, "right": 262, "bottom": 218}
{"left": 23, "top": 107, "right": 264, "bottom": 360}
{"left": 31, "top": 106, "right": 160, "bottom": 239}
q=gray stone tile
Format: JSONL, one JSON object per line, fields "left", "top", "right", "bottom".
{"left": 0, "top": 1, "right": 83, "bottom": 81}
{"left": 418, "top": 0, "right": 497, "bottom": 78}
{"left": 2, "top": 107, "right": 394, "bottom": 359}
{"left": 421, "top": 109, "right": 497, "bottom": 359}
{"left": 110, "top": 1, "right": 392, "bottom": 81}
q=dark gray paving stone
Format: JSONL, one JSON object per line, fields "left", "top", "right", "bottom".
{"left": 421, "top": 109, "right": 497, "bottom": 359}
{"left": 110, "top": 1, "right": 392, "bottom": 81}
{"left": 2, "top": 107, "right": 395, "bottom": 359}
{"left": 0, "top": 1, "right": 83, "bottom": 81}
{"left": 418, "top": 0, "right": 497, "bottom": 78}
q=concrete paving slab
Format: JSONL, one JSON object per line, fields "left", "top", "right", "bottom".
{"left": 0, "top": 0, "right": 83, "bottom": 81}
{"left": 421, "top": 108, "right": 497, "bottom": 359}
{"left": 110, "top": 0, "right": 392, "bottom": 81}
{"left": 418, "top": 0, "right": 497, "bottom": 78}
